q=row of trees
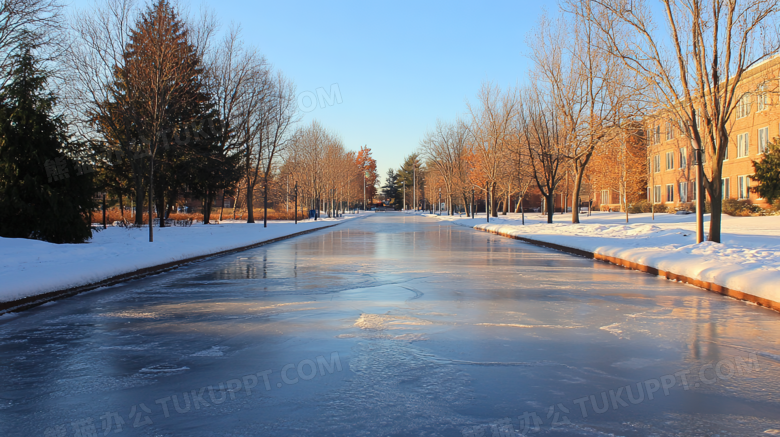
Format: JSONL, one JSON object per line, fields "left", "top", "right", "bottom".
{"left": 0, "top": 0, "right": 377, "bottom": 244}
{"left": 404, "top": 0, "right": 780, "bottom": 243}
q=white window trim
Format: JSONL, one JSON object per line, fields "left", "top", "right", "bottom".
{"left": 737, "top": 133, "right": 750, "bottom": 158}
{"left": 758, "top": 126, "right": 769, "bottom": 155}
{"left": 737, "top": 94, "right": 752, "bottom": 119}
{"left": 679, "top": 182, "right": 688, "bottom": 203}
{"left": 738, "top": 175, "right": 749, "bottom": 200}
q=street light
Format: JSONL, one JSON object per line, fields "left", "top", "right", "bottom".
{"left": 438, "top": 188, "right": 441, "bottom": 216}
{"left": 294, "top": 181, "right": 298, "bottom": 224}
{"left": 690, "top": 116, "right": 705, "bottom": 244}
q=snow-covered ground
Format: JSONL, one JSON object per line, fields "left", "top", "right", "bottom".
{"left": 0, "top": 215, "right": 364, "bottom": 304}
{"left": 425, "top": 210, "right": 780, "bottom": 304}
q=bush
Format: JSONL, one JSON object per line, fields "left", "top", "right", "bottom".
{"left": 722, "top": 199, "right": 752, "bottom": 216}
{"left": 676, "top": 202, "right": 695, "bottom": 213}
{"left": 628, "top": 200, "right": 653, "bottom": 214}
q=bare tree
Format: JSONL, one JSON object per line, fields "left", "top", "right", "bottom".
{"left": 529, "top": 9, "right": 641, "bottom": 223}
{"left": 0, "top": 0, "right": 64, "bottom": 82}
{"left": 205, "top": 25, "right": 268, "bottom": 223}
{"left": 466, "top": 82, "right": 518, "bottom": 217}
{"left": 420, "top": 119, "right": 469, "bottom": 215}
{"left": 576, "top": 0, "right": 780, "bottom": 242}
{"left": 518, "top": 86, "right": 569, "bottom": 223}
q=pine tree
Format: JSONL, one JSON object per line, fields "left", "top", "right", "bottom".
{"left": 0, "top": 46, "right": 95, "bottom": 243}
{"left": 752, "top": 140, "right": 780, "bottom": 204}
{"left": 381, "top": 168, "right": 399, "bottom": 207}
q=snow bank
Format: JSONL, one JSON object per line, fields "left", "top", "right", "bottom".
{"left": 433, "top": 212, "right": 780, "bottom": 304}
{"left": 0, "top": 216, "right": 358, "bottom": 303}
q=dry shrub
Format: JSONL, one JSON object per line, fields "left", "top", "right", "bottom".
{"left": 92, "top": 208, "right": 308, "bottom": 224}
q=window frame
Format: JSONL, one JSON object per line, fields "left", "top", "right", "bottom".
{"left": 738, "top": 175, "right": 749, "bottom": 200}
{"left": 737, "top": 132, "right": 750, "bottom": 158}
{"left": 737, "top": 93, "right": 752, "bottom": 119}
{"left": 758, "top": 126, "right": 769, "bottom": 155}
{"left": 679, "top": 182, "right": 688, "bottom": 203}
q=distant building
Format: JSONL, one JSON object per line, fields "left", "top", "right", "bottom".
{"left": 645, "top": 57, "right": 779, "bottom": 209}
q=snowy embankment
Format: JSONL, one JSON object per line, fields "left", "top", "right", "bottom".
{"left": 429, "top": 211, "right": 780, "bottom": 305}
{"left": 0, "top": 215, "right": 362, "bottom": 304}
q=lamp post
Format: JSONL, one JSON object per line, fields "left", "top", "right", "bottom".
{"left": 413, "top": 161, "right": 417, "bottom": 211}
{"left": 438, "top": 188, "right": 442, "bottom": 216}
{"left": 692, "top": 139, "right": 705, "bottom": 244}
{"left": 403, "top": 180, "right": 406, "bottom": 211}
{"left": 294, "top": 182, "right": 298, "bottom": 224}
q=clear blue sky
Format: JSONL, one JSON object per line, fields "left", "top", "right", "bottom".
{"left": 69, "top": 0, "right": 556, "bottom": 178}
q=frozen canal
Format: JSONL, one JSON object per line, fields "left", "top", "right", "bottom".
{"left": 2, "top": 213, "right": 780, "bottom": 436}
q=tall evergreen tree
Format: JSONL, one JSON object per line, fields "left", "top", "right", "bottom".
{"left": 0, "top": 46, "right": 95, "bottom": 243}
{"left": 381, "top": 168, "right": 398, "bottom": 207}
{"left": 395, "top": 153, "right": 424, "bottom": 209}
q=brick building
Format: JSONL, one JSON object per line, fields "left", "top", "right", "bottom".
{"left": 646, "top": 57, "right": 779, "bottom": 209}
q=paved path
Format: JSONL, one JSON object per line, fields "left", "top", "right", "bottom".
{"left": 2, "top": 213, "right": 779, "bottom": 436}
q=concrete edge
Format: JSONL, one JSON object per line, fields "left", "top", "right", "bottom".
{"left": 477, "top": 227, "right": 780, "bottom": 314}
{"left": 0, "top": 222, "right": 343, "bottom": 316}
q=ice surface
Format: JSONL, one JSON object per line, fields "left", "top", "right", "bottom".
{"left": 1, "top": 213, "right": 779, "bottom": 436}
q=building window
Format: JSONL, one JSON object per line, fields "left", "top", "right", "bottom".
{"left": 722, "top": 178, "right": 730, "bottom": 200}
{"left": 601, "top": 189, "right": 609, "bottom": 204}
{"left": 738, "top": 175, "right": 749, "bottom": 199}
{"left": 653, "top": 185, "right": 662, "bottom": 204}
{"left": 758, "top": 127, "right": 769, "bottom": 154}
{"left": 653, "top": 154, "right": 661, "bottom": 173}
{"left": 666, "top": 184, "right": 674, "bottom": 203}
{"left": 757, "top": 83, "right": 768, "bottom": 112}
{"left": 679, "top": 182, "right": 688, "bottom": 203}
{"left": 724, "top": 143, "right": 729, "bottom": 160}
{"left": 679, "top": 147, "right": 687, "bottom": 168}
{"left": 665, "top": 122, "right": 674, "bottom": 141}
{"left": 737, "top": 133, "right": 750, "bottom": 158}
{"left": 665, "top": 151, "right": 674, "bottom": 170}
{"left": 736, "top": 93, "right": 751, "bottom": 119}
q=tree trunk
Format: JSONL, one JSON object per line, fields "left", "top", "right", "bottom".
{"left": 148, "top": 156, "right": 154, "bottom": 242}
{"left": 503, "top": 190, "right": 509, "bottom": 215}
{"left": 246, "top": 182, "right": 255, "bottom": 223}
{"left": 514, "top": 194, "right": 521, "bottom": 213}
{"left": 157, "top": 192, "right": 165, "bottom": 228}
{"left": 546, "top": 193, "right": 554, "bottom": 224}
{"left": 263, "top": 180, "right": 268, "bottom": 228}
{"left": 118, "top": 193, "right": 124, "bottom": 219}
{"left": 219, "top": 189, "right": 226, "bottom": 222}
{"left": 708, "top": 172, "right": 722, "bottom": 243}
{"left": 490, "top": 181, "right": 498, "bottom": 217}
{"left": 571, "top": 168, "right": 585, "bottom": 224}
{"left": 520, "top": 196, "right": 525, "bottom": 225}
